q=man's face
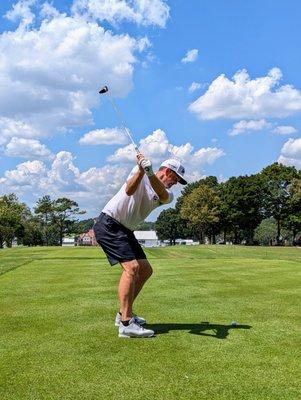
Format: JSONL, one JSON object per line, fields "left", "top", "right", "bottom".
{"left": 164, "top": 168, "right": 181, "bottom": 188}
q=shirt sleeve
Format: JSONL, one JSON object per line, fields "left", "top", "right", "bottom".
{"left": 126, "top": 165, "right": 139, "bottom": 181}
{"left": 165, "top": 191, "right": 174, "bottom": 204}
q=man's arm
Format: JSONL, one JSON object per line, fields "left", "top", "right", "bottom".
{"left": 148, "top": 174, "right": 170, "bottom": 203}
{"left": 137, "top": 154, "right": 170, "bottom": 204}
{"left": 125, "top": 168, "right": 145, "bottom": 196}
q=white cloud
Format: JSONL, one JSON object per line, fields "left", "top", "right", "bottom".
{"left": 0, "top": 151, "right": 129, "bottom": 216}
{"left": 189, "top": 82, "right": 201, "bottom": 93}
{"left": 4, "top": 137, "right": 53, "bottom": 159}
{"left": 0, "top": 130, "right": 225, "bottom": 215}
{"left": 5, "top": 0, "right": 36, "bottom": 28}
{"left": 79, "top": 128, "right": 128, "bottom": 145}
{"left": 181, "top": 49, "right": 198, "bottom": 64}
{"left": 0, "top": 2, "right": 150, "bottom": 143}
{"left": 71, "top": 0, "right": 170, "bottom": 27}
{"left": 78, "top": 165, "right": 127, "bottom": 192}
{"left": 272, "top": 126, "right": 298, "bottom": 135}
{"left": 278, "top": 138, "right": 301, "bottom": 170}
{"left": 1, "top": 160, "right": 47, "bottom": 187}
{"left": 47, "top": 151, "right": 81, "bottom": 191}
{"left": 189, "top": 68, "right": 301, "bottom": 120}
{"left": 108, "top": 129, "right": 225, "bottom": 182}
{"left": 40, "top": 2, "right": 61, "bottom": 19}
{"left": 0, "top": 118, "right": 42, "bottom": 146}
{"left": 229, "top": 119, "right": 271, "bottom": 136}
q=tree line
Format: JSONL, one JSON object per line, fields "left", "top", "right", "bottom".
{"left": 155, "top": 163, "right": 301, "bottom": 245}
{"left": 1, "top": 162, "right": 300, "bottom": 248}
{"left": 0, "top": 195, "right": 88, "bottom": 248}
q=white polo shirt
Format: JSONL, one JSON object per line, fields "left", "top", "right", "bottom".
{"left": 102, "top": 166, "right": 174, "bottom": 231}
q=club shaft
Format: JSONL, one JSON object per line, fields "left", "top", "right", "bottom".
{"left": 106, "top": 94, "right": 140, "bottom": 154}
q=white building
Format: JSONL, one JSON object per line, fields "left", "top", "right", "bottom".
{"left": 134, "top": 230, "right": 159, "bottom": 247}
{"left": 62, "top": 237, "right": 76, "bottom": 246}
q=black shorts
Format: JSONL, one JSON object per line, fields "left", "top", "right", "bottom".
{"left": 93, "top": 212, "right": 146, "bottom": 266}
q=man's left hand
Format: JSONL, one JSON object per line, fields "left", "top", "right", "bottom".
{"left": 138, "top": 157, "right": 154, "bottom": 177}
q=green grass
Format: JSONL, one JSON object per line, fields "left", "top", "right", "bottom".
{"left": 0, "top": 245, "right": 300, "bottom": 399}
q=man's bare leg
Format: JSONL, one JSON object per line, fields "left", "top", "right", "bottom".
{"left": 133, "top": 259, "right": 153, "bottom": 300}
{"left": 118, "top": 260, "right": 140, "bottom": 321}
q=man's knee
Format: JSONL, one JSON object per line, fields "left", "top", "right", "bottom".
{"left": 121, "top": 260, "right": 140, "bottom": 278}
{"left": 139, "top": 260, "right": 153, "bottom": 278}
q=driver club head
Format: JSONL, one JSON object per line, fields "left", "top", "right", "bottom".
{"left": 99, "top": 85, "right": 109, "bottom": 94}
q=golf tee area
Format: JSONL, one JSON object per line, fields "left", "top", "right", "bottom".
{"left": 0, "top": 245, "right": 300, "bottom": 400}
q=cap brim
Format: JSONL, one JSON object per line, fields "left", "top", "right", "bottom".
{"left": 177, "top": 174, "right": 187, "bottom": 185}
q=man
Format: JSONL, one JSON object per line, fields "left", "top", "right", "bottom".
{"left": 93, "top": 154, "right": 187, "bottom": 338}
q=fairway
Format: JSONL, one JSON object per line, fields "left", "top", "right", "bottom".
{"left": 0, "top": 245, "right": 300, "bottom": 400}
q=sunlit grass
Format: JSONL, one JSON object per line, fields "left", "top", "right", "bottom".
{"left": 0, "top": 245, "right": 300, "bottom": 399}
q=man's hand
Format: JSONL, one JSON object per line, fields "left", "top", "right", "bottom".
{"left": 137, "top": 154, "right": 154, "bottom": 177}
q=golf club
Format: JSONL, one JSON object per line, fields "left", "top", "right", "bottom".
{"left": 99, "top": 85, "right": 140, "bottom": 154}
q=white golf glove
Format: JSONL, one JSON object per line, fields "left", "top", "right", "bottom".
{"left": 139, "top": 158, "right": 154, "bottom": 177}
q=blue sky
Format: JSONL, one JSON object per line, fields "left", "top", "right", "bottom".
{"left": 0, "top": 0, "right": 300, "bottom": 219}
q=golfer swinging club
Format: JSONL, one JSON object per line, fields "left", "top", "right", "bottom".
{"left": 93, "top": 154, "right": 187, "bottom": 338}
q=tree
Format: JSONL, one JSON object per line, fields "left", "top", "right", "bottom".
{"left": 52, "top": 198, "right": 86, "bottom": 246}
{"left": 155, "top": 208, "right": 190, "bottom": 245}
{"left": 254, "top": 218, "right": 278, "bottom": 246}
{"left": 175, "top": 176, "right": 219, "bottom": 212}
{"left": 135, "top": 221, "right": 156, "bottom": 231}
{"left": 21, "top": 216, "right": 44, "bottom": 246}
{"left": 34, "top": 195, "right": 54, "bottom": 245}
{"left": 260, "top": 163, "right": 300, "bottom": 245}
{"left": 283, "top": 178, "right": 301, "bottom": 240}
{"left": 180, "top": 185, "right": 221, "bottom": 244}
{"left": 219, "top": 174, "right": 263, "bottom": 244}
{"left": 73, "top": 218, "right": 95, "bottom": 234}
{"left": 0, "top": 194, "right": 28, "bottom": 248}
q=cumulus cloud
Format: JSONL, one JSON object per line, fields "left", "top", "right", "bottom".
{"left": 229, "top": 119, "right": 271, "bottom": 136}
{"left": 181, "top": 49, "right": 198, "bottom": 64}
{"left": 189, "top": 68, "right": 301, "bottom": 120}
{"left": 0, "top": 130, "right": 225, "bottom": 215}
{"left": 0, "top": 1, "right": 151, "bottom": 144}
{"left": 79, "top": 128, "right": 129, "bottom": 145}
{"left": 0, "top": 151, "right": 129, "bottom": 216}
{"left": 0, "top": 160, "right": 47, "bottom": 187}
{"left": 108, "top": 129, "right": 225, "bottom": 181}
{"left": 4, "top": 137, "right": 53, "bottom": 159}
{"left": 278, "top": 138, "right": 301, "bottom": 169}
{"left": 0, "top": 118, "right": 42, "bottom": 146}
{"left": 71, "top": 0, "right": 170, "bottom": 27}
{"left": 5, "top": 0, "right": 36, "bottom": 28}
{"left": 272, "top": 126, "right": 298, "bottom": 135}
{"left": 189, "top": 82, "right": 202, "bottom": 93}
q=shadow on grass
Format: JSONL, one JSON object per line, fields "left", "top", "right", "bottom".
{"left": 146, "top": 321, "right": 252, "bottom": 339}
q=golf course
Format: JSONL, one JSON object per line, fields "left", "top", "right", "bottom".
{"left": 0, "top": 245, "right": 300, "bottom": 400}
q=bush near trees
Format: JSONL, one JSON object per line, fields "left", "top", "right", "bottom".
{"left": 156, "top": 162, "right": 301, "bottom": 245}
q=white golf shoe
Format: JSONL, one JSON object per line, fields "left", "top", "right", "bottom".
{"left": 118, "top": 317, "right": 154, "bottom": 338}
{"left": 115, "top": 312, "right": 146, "bottom": 327}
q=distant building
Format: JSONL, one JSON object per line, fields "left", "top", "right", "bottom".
{"left": 175, "top": 239, "right": 198, "bottom": 246}
{"left": 75, "top": 228, "right": 159, "bottom": 247}
{"left": 78, "top": 229, "right": 98, "bottom": 246}
{"left": 134, "top": 230, "right": 159, "bottom": 247}
{"left": 62, "top": 237, "right": 76, "bottom": 247}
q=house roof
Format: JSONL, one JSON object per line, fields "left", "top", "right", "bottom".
{"left": 134, "top": 230, "right": 158, "bottom": 240}
{"left": 79, "top": 229, "right": 95, "bottom": 240}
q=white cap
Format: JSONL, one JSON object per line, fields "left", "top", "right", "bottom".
{"left": 160, "top": 159, "right": 187, "bottom": 185}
